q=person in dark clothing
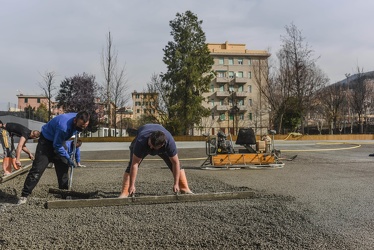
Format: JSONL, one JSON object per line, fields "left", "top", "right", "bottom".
{"left": 119, "top": 124, "right": 192, "bottom": 198}
{"left": 17, "top": 111, "right": 90, "bottom": 205}
{"left": 0, "top": 121, "right": 40, "bottom": 174}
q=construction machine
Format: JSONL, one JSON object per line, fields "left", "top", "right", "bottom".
{"left": 201, "top": 128, "right": 285, "bottom": 169}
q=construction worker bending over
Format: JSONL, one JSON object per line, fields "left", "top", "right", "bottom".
{"left": 0, "top": 120, "right": 40, "bottom": 175}
{"left": 64, "top": 139, "right": 85, "bottom": 168}
{"left": 17, "top": 111, "right": 90, "bottom": 205}
{"left": 0, "top": 122, "right": 17, "bottom": 175}
{"left": 119, "top": 124, "right": 193, "bottom": 198}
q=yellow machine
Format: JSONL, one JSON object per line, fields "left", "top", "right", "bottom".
{"left": 201, "top": 128, "right": 285, "bottom": 170}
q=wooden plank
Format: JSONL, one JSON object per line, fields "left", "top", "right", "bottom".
{"left": 48, "top": 188, "right": 98, "bottom": 199}
{"left": 0, "top": 164, "right": 32, "bottom": 183}
{"left": 45, "top": 191, "right": 255, "bottom": 209}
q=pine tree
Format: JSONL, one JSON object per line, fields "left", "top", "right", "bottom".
{"left": 161, "top": 11, "right": 214, "bottom": 135}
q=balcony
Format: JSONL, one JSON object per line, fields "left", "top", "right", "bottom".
{"left": 216, "top": 91, "right": 230, "bottom": 98}
{"left": 234, "top": 91, "right": 248, "bottom": 98}
{"left": 238, "top": 106, "right": 248, "bottom": 111}
{"left": 216, "top": 77, "right": 230, "bottom": 83}
{"left": 216, "top": 105, "right": 229, "bottom": 111}
{"left": 235, "top": 77, "right": 248, "bottom": 84}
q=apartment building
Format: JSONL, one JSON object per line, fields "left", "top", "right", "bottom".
{"left": 16, "top": 94, "right": 63, "bottom": 116}
{"left": 132, "top": 91, "right": 159, "bottom": 120}
{"left": 198, "top": 41, "right": 270, "bottom": 136}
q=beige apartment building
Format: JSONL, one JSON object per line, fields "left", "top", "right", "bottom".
{"left": 131, "top": 91, "right": 158, "bottom": 121}
{"left": 197, "top": 41, "right": 270, "bottom": 136}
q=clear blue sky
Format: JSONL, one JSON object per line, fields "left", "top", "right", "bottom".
{"left": 1, "top": 0, "right": 373, "bottom": 110}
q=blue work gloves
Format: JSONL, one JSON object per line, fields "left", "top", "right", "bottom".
{"left": 68, "top": 158, "right": 76, "bottom": 168}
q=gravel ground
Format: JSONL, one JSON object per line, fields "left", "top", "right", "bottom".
{"left": 0, "top": 142, "right": 374, "bottom": 249}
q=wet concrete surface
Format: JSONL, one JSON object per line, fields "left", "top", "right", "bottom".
{"left": 0, "top": 140, "right": 373, "bottom": 249}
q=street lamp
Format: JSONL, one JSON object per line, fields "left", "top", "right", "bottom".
{"left": 229, "top": 90, "right": 239, "bottom": 135}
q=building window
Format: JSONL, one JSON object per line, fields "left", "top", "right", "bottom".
{"left": 219, "top": 99, "right": 224, "bottom": 105}
{"left": 136, "top": 109, "right": 140, "bottom": 113}
{"left": 238, "top": 58, "right": 243, "bottom": 65}
{"left": 248, "top": 59, "right": 251, "bottom": 65}
{"left": 218, "top": 58, "right": 224, "bottom": 65}
{"left": 248, "top": 85, "right": 252, "bottom": 93}
{"left": 219, "top": 84, "right": 224, "bottom": 91}
{"left": 210, "top": 84, "right": 214, "bottom": 92}
{"left": 238, "top": 85, "right": 243, "bottom": 92}
{"left": 24, "top": 98, "right": 28, "bottom": 103}
{"left": 237, "top": 71, "right": 243, "bottom": 78}
{"left": 229, "top": 85, "right": 234, "bottom": 92}
{"left": 248, "top": 72, "right": 252, "bottom": 79}
{"left": 37, "top": 98, "right": 41, "bottom": 103}
{"left": 229, "top": 114, "right": 234, "bottom": 121}
{"left": 228, "top": 58, "right": 234, "bottom": 65}
{"left": 229, "top": 71, "right": 235, "bottom": 78}
{"left": 238, "top": 99, "right": 244, "bottom": 106}
{"left": 239, "top": 114, "right": 244, "bottom": 120}
{"left": 135, "top": 94, "right": 140, "bottom": 99}
{"left": 217, "top": 71, "right": 225, "bottom": 77}
{"left": 220, "top": 113, "right": 226, "bottom": 121}
{"left": 248, "top": 99, "right": 252, "bottom": 106}
{"left": 211, "top": 99, "right": 215, "bottom": 107}
{"left": 249, "top": 113, "right": 252, "bottom": 120}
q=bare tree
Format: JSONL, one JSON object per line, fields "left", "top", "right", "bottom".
{"left": 252, "top": 53, "right": 292, "bottom": 133}
{"left": 146, "top": 73, "right": 169, "bottom": 124}
{"left": 350, "top": 67, "right": 374, "bottom": 133}
{"left": 277, "top": 23, "right": 328, "bottom": 133}
{"left": 315, "top": 84, "right": 346, "bottom": 134}
{"left": 111, "top": 65, "right": 130, "bottom": 136}
{"left": 101, "top": 31, "right": 128, "bottom": 136}
{"left": 38, "top": 71, "right": 57, "bottom": 121}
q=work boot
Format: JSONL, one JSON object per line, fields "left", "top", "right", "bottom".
{"left": 2, "top": 157, "right": 12, "bottom": 175}
{"left": 119, "top": 172, "right": 130, "bottom": 198}
{"left": 179, "top": 169, "right": 193, "bottom": 194}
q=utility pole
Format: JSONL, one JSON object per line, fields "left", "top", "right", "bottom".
{"left": 345, "top": 73, "right": 352, "bottom": 134}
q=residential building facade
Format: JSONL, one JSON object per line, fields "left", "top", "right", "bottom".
{"left": 132, "top": 91, "right": 159, "bottom": 120}
{"left": 16, "top": 94, "right": 63, "bottom": 116}
{"left": 197, "top": 41, "right": 270, "bottom": 136}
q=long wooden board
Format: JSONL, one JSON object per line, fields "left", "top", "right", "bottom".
{"left": 48, "top": 188, "right": 99, "bottom": 199}
{"left": 45, "top": 191, "right": 255, "bottom": 209}
{"left": 0, "top": 164, "right": 32, "bottom": 183}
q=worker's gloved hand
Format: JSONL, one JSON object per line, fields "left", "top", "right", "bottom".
{"left": 68, "top": 158, "right": 76, "bottom": 168}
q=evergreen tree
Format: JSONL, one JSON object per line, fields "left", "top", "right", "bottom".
{"left": 35, "top": 103, "right": 49, "bottom": 122}
{"left": 161, "top": 11, "right": 214, "bottom": 135}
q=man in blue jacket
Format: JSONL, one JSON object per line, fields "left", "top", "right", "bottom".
{"left": 18, "top": 111, "right": 90, "bottom": 205}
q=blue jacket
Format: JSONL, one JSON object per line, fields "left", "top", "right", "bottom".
{"left": 41, "top": 113, "right": 78, "bottom": 161}
{"left": 65, "top": 140, "right": 81, "bottom": 163}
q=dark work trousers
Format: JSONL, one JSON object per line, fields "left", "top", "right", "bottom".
{"left": 21, "top": 133, "right": 69, "bottom": 197}
{"left": 125, "top": 139, "right": 174, "bottom": 173}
